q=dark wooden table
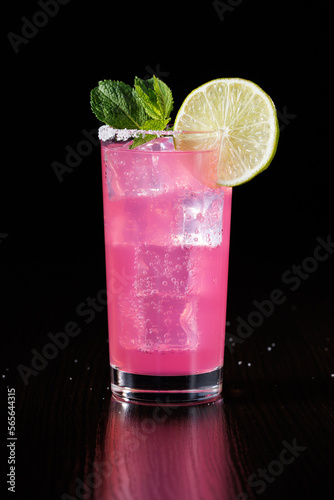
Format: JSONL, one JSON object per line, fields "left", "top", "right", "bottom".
{"left": 2, "top": 247, "right": 333, "bottom": 500}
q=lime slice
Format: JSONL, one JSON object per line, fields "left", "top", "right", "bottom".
{"left": 174, "top": 78, "right": 279, "bottom": 186}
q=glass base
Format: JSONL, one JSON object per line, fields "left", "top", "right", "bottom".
{"left": 110, "top": 366, "right": 223, "bottom": 405}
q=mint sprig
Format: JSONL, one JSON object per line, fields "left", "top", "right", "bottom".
{"left": 90, "top": 76, "right": 174, "bottom": 149}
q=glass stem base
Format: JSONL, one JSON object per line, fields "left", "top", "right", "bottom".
{"left": 110, "top": 366, "right": 223, "bottom": 405}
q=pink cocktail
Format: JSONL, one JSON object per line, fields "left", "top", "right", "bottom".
{"left": 101, "top": 132, "right": 232, "bottom": 404}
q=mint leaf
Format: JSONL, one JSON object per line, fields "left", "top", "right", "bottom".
{"left": 134, "top": 77, "right": 161, "bottom": 120}
{"left": 136, "top": 77, "right": 155, "bottom": 90}
{"left": 141, "top": 118, "right": 171, "bottom": 130}
{"left": 153, "top": 76, "right": 174, "bottom": 120}
{"left": 130, "top": 134, "right": 157, "bottom": 150}
{"left": 129, "top": 118, "right": 170, "bottom": 149}
{"left": 90, "top": 80, "right": 148, "bottom": 129}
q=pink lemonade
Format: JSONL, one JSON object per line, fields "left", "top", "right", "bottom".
{"left": 101, "top": 135, "right": 232, "bottom": 403}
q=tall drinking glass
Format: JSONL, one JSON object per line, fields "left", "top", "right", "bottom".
{"left": 100, "top": 130, "right": 232, "bottom": 404}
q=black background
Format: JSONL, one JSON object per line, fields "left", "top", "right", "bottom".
{"left": 2, "top": 0, "right": 332, "bottom": 359}
{"left": 1, "top": 0, "right": 333, "bottom": 498}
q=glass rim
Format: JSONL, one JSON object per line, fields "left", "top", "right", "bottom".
{"left": 98, "top": 125, "right": 220, "bottom": 142}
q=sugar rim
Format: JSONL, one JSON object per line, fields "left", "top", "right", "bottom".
{"left": 98, "top": 125, "right": 218, "bottom": 142}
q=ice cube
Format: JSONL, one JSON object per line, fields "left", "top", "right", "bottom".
{"left": 138, "top": 295, "right": 199, "bottom": 351}
{"left": 134, "top": 137, "right": 175, "bottom": 151}
{"left": 182, "top": 191, "right": 224, "bottom": 247}
{"left": 103, "top": 138, "right": 176, "bottom": 199}
{"left": 134, "top": 245, "right": 190, "bottom": 296}
{"left": 118, "top": 244, "right": 200, "bottom": 352}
